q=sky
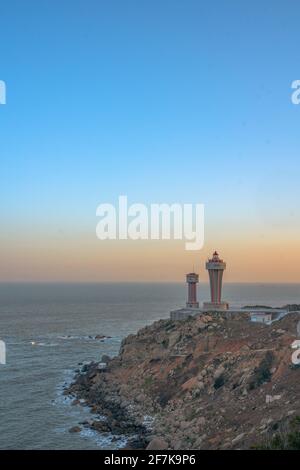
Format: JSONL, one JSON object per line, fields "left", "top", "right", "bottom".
{"left": 0, "top": 0, "right": 300, "bottom": 282}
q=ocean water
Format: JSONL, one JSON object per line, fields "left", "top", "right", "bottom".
{"left": 0, "top": 282, "right": 299, "bottom": 450}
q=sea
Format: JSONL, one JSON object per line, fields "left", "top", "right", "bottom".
{"left": 0, "top": 282, "right": 299, "bottom": 449}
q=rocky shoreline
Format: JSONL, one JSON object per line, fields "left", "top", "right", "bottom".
{"left": 66, "top": 310, "right": 300, "bottom": 450}
{"left": 65, "top": 360, "right": 152, "bottom": 449}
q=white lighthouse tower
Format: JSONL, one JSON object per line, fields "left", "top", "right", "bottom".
{"left": 203, "top": 251, "right": 229, "bottom": 311}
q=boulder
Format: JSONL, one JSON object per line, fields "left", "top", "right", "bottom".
{"left": 231, "top": 433, "right": 245, "bottom": 445}
{"left": 214, "top": 366, "right": 225, "bottom": 380}
{"left": 91, "top": 420, "right": 111, "bottom": 432}
{"left": 69, "top": 426, "right": 81, "bottom": 433}
{"left": 146, "top": 438, "right": 168, "bottom": 450}
{"left": 169, "top": 331, "right": 181, "bottom": 347}
{"left": 197, "top": 321, "right": 206, "bottom": 330}
{"left": 101, "top": 354, "right": 111, "bottom": 363}
{"left": 198, "top": 381, "right": 205, "bottom": 390}
{"left": 198, "top": 417, "right": 206, "bottom": 426}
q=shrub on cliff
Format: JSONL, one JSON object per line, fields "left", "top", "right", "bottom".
{"left": 214, "top": 374, "right": 225, "bottom": 389}
{"left": 255, "top": 416, "right": 300, "bottom": 450}
{"left": 248, "top": 351, "right": 274, "bottom": 390}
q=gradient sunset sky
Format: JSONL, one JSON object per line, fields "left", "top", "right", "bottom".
{"left": 1, "top": 1, "right": 300, "bottom": 282}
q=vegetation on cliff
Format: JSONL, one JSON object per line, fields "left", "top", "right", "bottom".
{"left": 255, "top": 416, "right": 300, "bottom": 450}
{"left": 68, "top": 311, "right": 300, "bottom": 450}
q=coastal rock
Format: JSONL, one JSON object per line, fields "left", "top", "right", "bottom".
{"left": 214, "top": 366, "right": 225, "bottom": 380}
{"left": 146, "top": 438, "right": 168, "bottom": 450}
{"left": 101, "top": 354, "right": 111, "bottom": 363}
{"left": 198, "top": 417, "right": 206, "bottom": 426}
{"left": 231, "top": 433, "right": 245, "bottom": 445}
{"left": 169, "top": 331, "right": 181, "bottom": 347}
{"left": 66, "top": 310, "right": 300, "bottom": 450}
{"left": 91, "top": 420, "right": 111, "bottom": 432}
{"left": 69, "top": 426, "right": 81, "bottom": 433}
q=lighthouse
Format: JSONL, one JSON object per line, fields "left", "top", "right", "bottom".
{"left": 170, "top": 271, "right": 201, "bottom": 320}
{"left": 186, "top": 273, "right": 199, "bottom": 308}
{"left": 203, "top": 251, "right": 229, "bottom": 311}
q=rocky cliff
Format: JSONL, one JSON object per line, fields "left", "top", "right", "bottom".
{"left": 67, "top": 311, "right": 300, "bottom": 449}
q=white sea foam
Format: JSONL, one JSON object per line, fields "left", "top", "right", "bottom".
{"left": 79, "top": 427, "right": 128, "bottom": 449}
{"left": 57, "top": 334, "right": 113, "bottom": 342}
{"left": 1, "top": 282, "right": 299, "bottom": 449}
{"left": 54, "top": 369, "right": 128, "bottom": 449}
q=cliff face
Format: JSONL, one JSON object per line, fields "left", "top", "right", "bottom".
{"left": 68, "top": 311, "right": 300, "bottom": 449}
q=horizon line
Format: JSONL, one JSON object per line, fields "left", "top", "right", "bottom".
{"left": 1, "top": 281, "right": 300, "bottom": 285}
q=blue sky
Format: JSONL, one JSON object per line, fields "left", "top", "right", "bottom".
{"left": 0, "top": 1, "right": 300, "bottom": 281}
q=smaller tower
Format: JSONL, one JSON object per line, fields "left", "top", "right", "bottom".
{"left": 186, "top": 272, "right": 199, "bottom": 308}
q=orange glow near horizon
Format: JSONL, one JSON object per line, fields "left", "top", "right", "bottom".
{"left": 1, "top": 227, "right": 300, "bottom": 283}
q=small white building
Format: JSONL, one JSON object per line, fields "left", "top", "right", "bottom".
{"left": 250, "top": 312, "right": 272, "bottom": 324}
{"left": 249, "top": 309, "right": 287, "bottom": 325}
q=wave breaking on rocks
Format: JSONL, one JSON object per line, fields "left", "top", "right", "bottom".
{"left": 66, "top": 311, "right": 300, "bottom": 449}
